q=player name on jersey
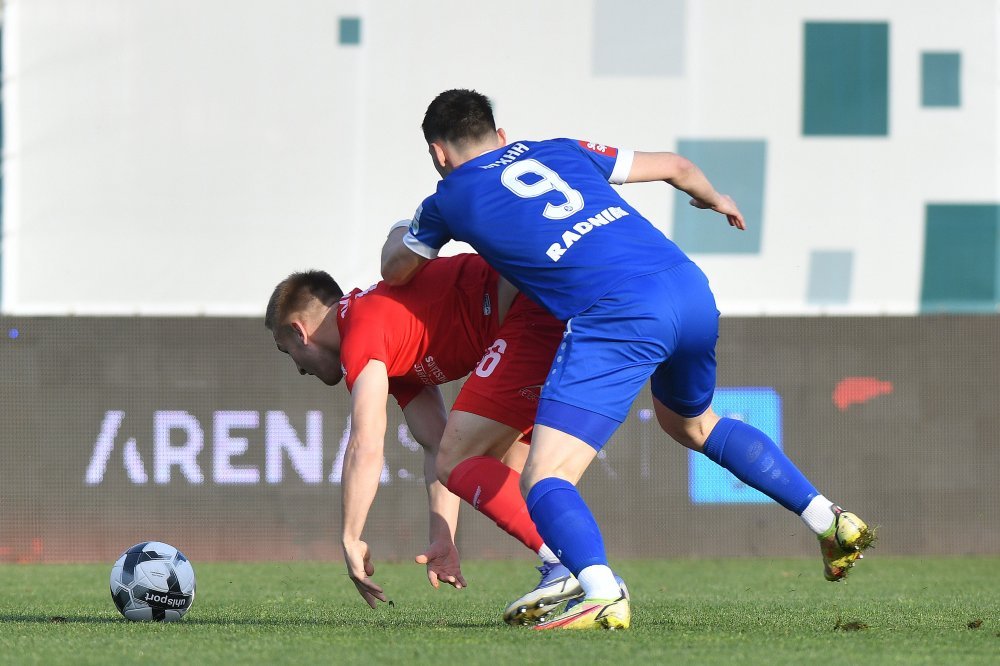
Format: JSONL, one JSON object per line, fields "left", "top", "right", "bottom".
{"left": 546, "top": 205, "right": 630, "bottom": 262}
{"left": 478, "top": 142, "right": 530, "bottom": 169}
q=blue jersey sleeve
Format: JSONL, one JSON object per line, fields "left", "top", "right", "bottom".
{"left": 403, "top": 195, "right": 452, "bottom": 259}
{"left": 552, "top": 138, "right": 635, "bottom": 184}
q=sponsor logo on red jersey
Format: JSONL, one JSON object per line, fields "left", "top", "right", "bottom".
{"left": 579, "top": 140, "right": 618, "bottom": 157}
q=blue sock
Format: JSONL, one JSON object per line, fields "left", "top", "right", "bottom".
{"left": 526, "top": 477, "right": 607, "bottom": 576}
{"left": 703, "top": 418, "right": 818, "bottom": 514}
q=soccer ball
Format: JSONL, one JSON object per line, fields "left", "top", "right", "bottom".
{"left": 110, "top": 541, "right": 196, "bottom": 621}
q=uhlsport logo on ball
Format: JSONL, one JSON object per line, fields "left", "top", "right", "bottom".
{"left": 109, "top": 541, "right": 196, "bottom": 622}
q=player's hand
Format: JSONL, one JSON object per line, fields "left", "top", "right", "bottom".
{"left": 689, "top": 194, "right": 746, "bottom": 230}
{"left": 415, "top": 539, "right": 466, "bottom": 590}
{"left": 342, "top": 539, "right": 389, "bottom": 608}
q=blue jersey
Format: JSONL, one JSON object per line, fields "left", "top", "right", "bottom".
{"left": 404, "top": 138, "right": 690, "bottom": 321}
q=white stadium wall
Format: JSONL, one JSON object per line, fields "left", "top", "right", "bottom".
{"left": 1, "top": 0, "right": 998, "bottom": 315}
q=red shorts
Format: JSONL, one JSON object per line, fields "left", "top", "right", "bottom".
{"left": 452, "top": 294, "right": 565, "bottom": 441}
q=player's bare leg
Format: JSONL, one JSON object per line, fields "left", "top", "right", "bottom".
{"left": 436, "top": 411, "right": 524, "bottom": 480}
{"left": 436, "top": 411, "right": 583, "bottom": 624}
{"left": 653, "top": 399, "right": 876, "bottom": 581}
{"left": 500, "top": 439, "right": 529, "bottom": 475}
{"left": 651, "top": 401, "right": 719, "bottom": 452}
{"left": 521, "top": 425, "right": 630, "bottom": 630}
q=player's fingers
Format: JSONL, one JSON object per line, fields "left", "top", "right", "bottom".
{"left": 426, "top": 569, "right": 440, "bottom": 589}
{"left": 352, "top": 580, "right": 379, "bottom": 609}
{"left": 455, "top": 572, "right": 468, "bottom": 588}
{"left": 414, "top": 553, "right": 429, "bottom": 565}
{"left": 361, "top": 580, "right": 387, "bottom": 603}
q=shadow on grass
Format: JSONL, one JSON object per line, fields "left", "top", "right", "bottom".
{"left": 0, "top": 613, "right": 499, "bottom": 629}
{"left": 1, "top": 615, "right": 121, "bottom": 625}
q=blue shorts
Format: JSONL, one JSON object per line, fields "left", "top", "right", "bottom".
{"left": 535, "top": 262, "right": 719, "bottom": 450}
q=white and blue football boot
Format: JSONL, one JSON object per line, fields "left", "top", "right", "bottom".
{"left": 503, "top": 562, "right": 584, "bottom": 626}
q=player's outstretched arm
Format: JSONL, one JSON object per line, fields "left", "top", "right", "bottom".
{"left": 341, "top": 360, "right": 391, "bottom": 608}
{"left": 403, "top": 387, "right": 467, "bottom": 590}
{"left": 626, "top": 151, "right": 746, "bottom": 230}
{"left": 381, "top": 225, "right": 430, "bottom": 286}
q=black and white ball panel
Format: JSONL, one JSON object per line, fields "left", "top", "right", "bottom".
{"left": 110, "top": 541, "right": 196, "bottom": 622}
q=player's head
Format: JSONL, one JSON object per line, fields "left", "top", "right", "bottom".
{"left": 265, "top": 270, "right": 345, "bottom": 386}
{"left": 422, "top": 89, "right": 505, "bottom": 176}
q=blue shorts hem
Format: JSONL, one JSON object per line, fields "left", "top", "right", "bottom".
{"left": 649, "top": 388, "right": 714, "bottom": 419}
{"left": 535, "top": 399, "right": 622, "bottom": 451}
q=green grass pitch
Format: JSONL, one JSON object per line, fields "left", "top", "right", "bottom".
{"left": 1, "top": 557, "right": 997, "bottom": 664}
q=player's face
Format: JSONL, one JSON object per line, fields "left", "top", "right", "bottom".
{"left": 274, "top": 330, "right": 343, "bottom": 387}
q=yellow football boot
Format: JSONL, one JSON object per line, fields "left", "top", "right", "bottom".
{"left": 819, "top": 505, "right": 877, "bottom": 581}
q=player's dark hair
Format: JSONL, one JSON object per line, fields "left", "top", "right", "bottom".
{"left": 265, "top": 270, "right": 343, "bottom": 332}
{"left": 422, "top": 89, "right": 497, "bottom": 146}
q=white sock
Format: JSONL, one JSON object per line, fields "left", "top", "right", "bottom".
{"left": 537, "top": 544, "right": 560, "bottom": 565}
{"left": 577, "top": 565, "right": 621, "bottom": 600}
{"left": 800, "top": 495, "right": 836, "bottom": 535}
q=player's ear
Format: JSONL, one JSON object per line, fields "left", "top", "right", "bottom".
{"left": 290, "top": 321, "right": 308, "bottom": 346}
{"left": 496, "top": 127, "right": 507, "bottom": 145}
{"left": 429, "top": 142, "right": 447, "bottom": 169}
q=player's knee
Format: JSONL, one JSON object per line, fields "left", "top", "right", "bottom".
{"left": 655, "top": 404, "right": 718, "bottom": 452}
{"left": 435, "top": 447, "right": 460, "bottom": 486}
{"left": 518, "top": 469, "right": 539, "bottom": 498}
{"left": 663, "top": 424, "right": 702, "bottom": 451}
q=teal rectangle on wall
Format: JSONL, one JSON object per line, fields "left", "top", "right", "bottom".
{"left": 921, "top": 204, "right": 999, "bottom": 312}
{"left": 803, "top": 22, "right": 889, "bottom": 136}
{"left": 807, "top": 250, "right": 853, "bottom": 305}
{"left": 339, "top": 17, "right": 361, "bottom": 45}
{"left": 672, "top": 140, "right": 765, "bottom": 254}
{"left": 922, "top": 52, "right": 961, "bottom": 107}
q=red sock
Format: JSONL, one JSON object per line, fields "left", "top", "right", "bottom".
{"left": 446, "top": 456, "right": 544, "bottom": 552}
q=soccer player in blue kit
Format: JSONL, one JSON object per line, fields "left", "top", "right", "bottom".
{"left": 382, "top": 89, "right": 875, "bottom": 630}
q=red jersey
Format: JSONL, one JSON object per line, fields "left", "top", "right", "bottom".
{"left": 336, "top": 254, "right": 501, "bottom": 407}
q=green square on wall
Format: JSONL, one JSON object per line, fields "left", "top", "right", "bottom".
{"left": 921, "top": 204, "right": 1000, "bottom": 312}
{"left": 922, "top": 52, "right": 961, "bottom": 107}
{"left": 803, "top": 22, "right": 889, "bottom": 136}
{"left": 339, "top": 17, "right": 361, "bottom": 45}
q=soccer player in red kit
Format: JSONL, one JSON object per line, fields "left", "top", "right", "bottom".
{"left": 265, "top": 238, "right": 589, "bottom": 623}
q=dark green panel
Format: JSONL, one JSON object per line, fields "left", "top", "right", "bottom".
{"left": 803, "top": 22, "right": 889, "bottom": 136}
{"left": 921, "top": 204, "right": 999, "bottom": 312}
{"left": 339, "top": 17, "right": 361, "bottom": 45}
{"left": 922, "top": 52, "right": 961, "bottom": 107}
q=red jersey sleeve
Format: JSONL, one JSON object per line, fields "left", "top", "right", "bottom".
{"left": 336, "top": 290, "right": 394, "bottom": 394}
